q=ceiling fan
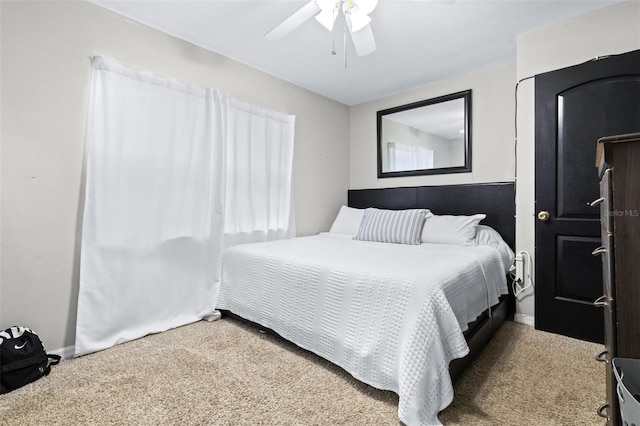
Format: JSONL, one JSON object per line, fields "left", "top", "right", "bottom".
{"left": 265, "top": 0, "right": 379, "bottom": 57}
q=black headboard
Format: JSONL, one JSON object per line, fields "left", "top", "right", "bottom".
{"left": 348, "top": 182, "right": 515, "bottom": 249}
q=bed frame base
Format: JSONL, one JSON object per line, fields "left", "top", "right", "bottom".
{"left": 220, "top": 291, "right": 513, "bottom": 385}
{"left": 449, "top": 293, "right": 513, "bottom": 382}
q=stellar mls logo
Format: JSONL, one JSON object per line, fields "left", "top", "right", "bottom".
{"left": 607, "top": 210, "right": 640, "bottom": 217}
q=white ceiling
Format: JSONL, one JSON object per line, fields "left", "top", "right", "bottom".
{"left": 88, "top": 0, "right": 623, "bottom": 106}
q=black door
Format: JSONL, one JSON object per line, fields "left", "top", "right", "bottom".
{"left": 535, "top": 50, "right": 640, "bottom": 343}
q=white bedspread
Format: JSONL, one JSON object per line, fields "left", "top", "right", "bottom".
{"left": 217, "top": 233, "right": 509, "bottom": 425}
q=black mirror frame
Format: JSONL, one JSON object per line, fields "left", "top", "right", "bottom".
{"left": 377, "top": 89, "right": 472, "bottom": 178}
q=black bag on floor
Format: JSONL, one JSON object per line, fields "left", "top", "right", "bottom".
{"left": 0, "top": 326, "right": 61, "bottom": 394}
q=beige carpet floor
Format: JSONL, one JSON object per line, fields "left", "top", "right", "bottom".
{"left": 0, "top": 318, "right": 606, "bottom": 425}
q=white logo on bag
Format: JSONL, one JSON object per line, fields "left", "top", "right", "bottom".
{"left": 0, "top": 330, "right": 9, "bottom": 346}
{"left": 14, "top": 341, "right": 27, "bottom": 350}
{"left": 9, "top": 326, "right": 32, "bottom": 338}
{"left": 0, "top": 327, "right": 34, "bottom": 346}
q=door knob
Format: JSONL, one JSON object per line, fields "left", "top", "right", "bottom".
{"left": 537, "top": 210, "right": 550, "bottom": 221}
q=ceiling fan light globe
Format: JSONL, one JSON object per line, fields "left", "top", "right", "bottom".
{"left": 316, "top": 0, "right": 338, "bottom": 12}
{"left": 345, "top": 8, "right": 371, "bottom": 33}
{"left": 353, "top": 0, "right": 378, "bottom": 15}
{"left": 315, "top": 8, "right": 338, "bottom": 31}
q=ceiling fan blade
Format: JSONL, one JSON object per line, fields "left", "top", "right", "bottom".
{"left": 348, "top": 23, "right": 377, "bottom": 56}
{"left": 265, "top": 0, "right": 321, "bottom": 40}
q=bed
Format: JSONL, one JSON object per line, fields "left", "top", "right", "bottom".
{"left": 217, "top": 182, "right": 515, "bottom": 426}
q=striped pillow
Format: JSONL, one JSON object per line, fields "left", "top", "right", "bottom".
{"left": 354, "top": 208, "right": 429, "bottom": 245}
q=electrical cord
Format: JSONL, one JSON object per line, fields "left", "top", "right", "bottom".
{"left": 512, "top": 53, "right": 624, "bottom": 190}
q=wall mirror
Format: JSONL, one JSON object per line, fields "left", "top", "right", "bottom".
{"left": 377, "top": 89, "right": 472, "bottom": 178}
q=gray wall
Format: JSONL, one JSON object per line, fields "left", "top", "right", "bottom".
{"left": 0, "top": 1, "right": 350, "bottom": 353}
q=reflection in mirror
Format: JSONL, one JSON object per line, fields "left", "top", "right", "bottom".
{"left": 377, "top": 90, "right": 471, "bottom": 178}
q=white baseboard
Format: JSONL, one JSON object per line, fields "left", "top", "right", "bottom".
{"left": 513, "top": 313, "right": 535, "bottom": 327}
{"left": 49, "top": 345, "right": 75, "bottom": 360}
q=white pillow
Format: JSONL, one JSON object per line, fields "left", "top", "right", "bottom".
{"left": 475, "top": 225, "right": 515, "bottom": 273}
{"left": 355, "top": 208, "right": 429, "bottom": 245}
{"left": 329, "top": 206, "right": 364, "bottom": 236}
{"left": 421, "top": 214, "right": 486, "bottom": 246}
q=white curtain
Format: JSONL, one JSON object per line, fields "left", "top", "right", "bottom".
{"left": 388, "top": 142, "right": 434, "bottom": 172}
{"left": 223, "top": 98, "right": 295, "bottom": 248}
{"left": 75, "top": 57, "right": 295, "bottom": 356}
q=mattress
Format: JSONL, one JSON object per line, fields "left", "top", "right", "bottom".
{"left": 217, "top": 233, "right": 509, "bottom": 425}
